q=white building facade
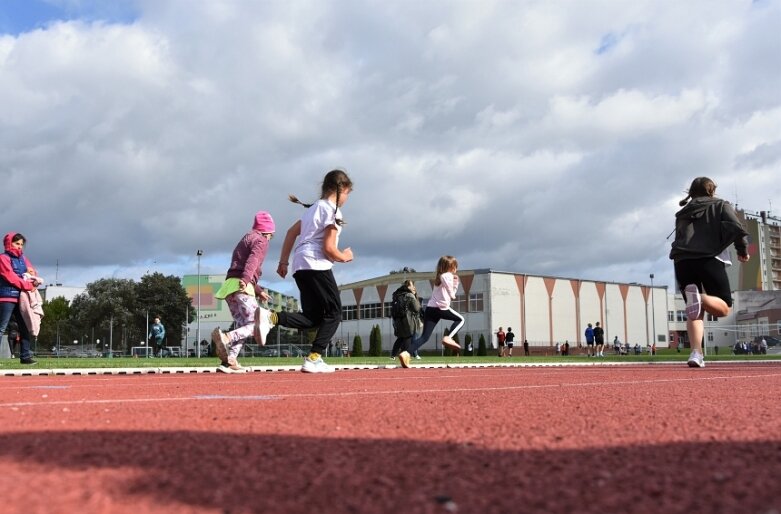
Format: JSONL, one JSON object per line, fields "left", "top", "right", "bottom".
{"left": 337, "top": 269, "right": 668, "bottom": 354}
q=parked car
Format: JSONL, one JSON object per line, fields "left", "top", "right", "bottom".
{"left": 754, "top": 336, "right": 780, "bottom": 347}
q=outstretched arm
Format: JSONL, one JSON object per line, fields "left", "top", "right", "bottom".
{"left": 277, "top": 220, "right": 301, "bottom": 278}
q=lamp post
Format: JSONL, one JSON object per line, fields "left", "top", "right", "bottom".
{"left": 650, "top": 273, "right": 656, "bottom": 349}
{"left": 196, "top": 249, "right": 203, "bottom": 359}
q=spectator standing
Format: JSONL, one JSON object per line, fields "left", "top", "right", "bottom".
{"left": 495, "top": 327, "right": 506, "bottom": 357}
{"left": 148, "top": 316, "right": 166, "bottom": 357}
{"left": 0, "top": 232, "right": 41, "bottom": 365}
{"left": 593, "top": 322, "right": 605, "bottom": 357}
{"left": 505, "top": 327, "right": 515, "bottom": 357}
{"left": 584, "top": 323, "right": 595, "bottom": 357}
{"left": 523, "top": 339, "right": 530, "bottom": 356}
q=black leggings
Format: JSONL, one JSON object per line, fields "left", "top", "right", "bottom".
{"left": 277, "top": 269, "right": 341, "bottom": 355}
{"left": 409, "top": 306, "right": 464, "bottom": 355}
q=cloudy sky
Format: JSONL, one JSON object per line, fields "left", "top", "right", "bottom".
{"left": 2, "top": 0, "right": 779, "bottom": 298}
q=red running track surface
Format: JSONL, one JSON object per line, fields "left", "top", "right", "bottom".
{"left": 0, "top": 363, "right": 779, "bottom": 513}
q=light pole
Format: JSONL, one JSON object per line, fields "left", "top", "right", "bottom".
{"left": 650, "top": 273, "right": 656, "bottom": 350}
{"left": 196, "top": 249, "right": 203, "bottom": 359}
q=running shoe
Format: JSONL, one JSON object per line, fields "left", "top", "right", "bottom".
{"left": 212, "top": 328, "right": 229, "bottom": 363}
{"left": 442, "top": 336, "right": 461, "bottom": 353}
{"left": 398, "top": 351, "right": 411, "bottom": 368}
{"left": 684, "top": 284, "right": 702, "bottom": 321}
{"left": 301, "top": 356, "right": 335, "bottom": 373}
{"left": 253, "top": 307, "right": 274, "bottom": 346}
{"left": 687, "top": 350, "right": 705, "bottom": 368}
{"left": 414, "top": 353, "right": 421, "bottom": 360}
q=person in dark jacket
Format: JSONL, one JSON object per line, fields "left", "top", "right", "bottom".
{"left": 0, "top": 232, "right": 41, "bottom": 365}
{"left": 392, "top": 280, "right": 421, "bottom": 368}
{"left": 669, "top": 177, "right": 750, "bottom": 368}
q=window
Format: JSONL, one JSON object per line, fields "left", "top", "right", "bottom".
{"left": 707, "top": 332, "right": 713, "bottom": 342}
{"left": 668, "top": 311, "right": 675, "bottom": 322}
{"left": 359, "top": 302, "right": 382, "bottom": 320}
{"left": 676, "top": 310, "right": 686, "bottom": 322}
{"left": 383, "top": 301, "right": 393, "bottom": 318}
{"left": 469, "top": 293, "right": 484, "bottom": 312}
{"left": 342, "top": 304, "right": 357, "bottom": 321}
{"left": 451, "top": 294, "right": 467, "bottom": 312}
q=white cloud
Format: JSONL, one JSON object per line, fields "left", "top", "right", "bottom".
{"left": 0, "top": 0, "right": 778, "bottom": 296}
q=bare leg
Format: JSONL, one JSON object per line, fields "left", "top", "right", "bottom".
{"left": 687, "top": 293, "right": 730, "bottom": 351}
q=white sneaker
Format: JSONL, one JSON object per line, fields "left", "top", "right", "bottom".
{"left": 212, "top": 328, "right": 229, "bottom": 363}
{"left": 684, "top": 284, "right": 702, "bottom": 321}
{"left": 687, "top": 350, "right": 705, "bottom": 368}
{"left": 414, "top": 353, "right": 421, "bottom": 360}
{"left": 301, "top": 356, "right": 335, "bottom": 373}
{"left": 253, "top": 307, "right": 274, "bottom": 346}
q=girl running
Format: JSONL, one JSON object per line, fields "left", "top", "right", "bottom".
{"left": 254, "top": 169, "right": 353, "bottom": 373}
{"left": 670, "top": 177, "right": 750, "bottom": 368}
{"left": 212, "top": 211, "right": 275, "bottom": 373}
{"left": 406, "top": 255, "right": 463, "bottom": 359}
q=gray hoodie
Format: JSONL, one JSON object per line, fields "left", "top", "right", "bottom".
{"left": 669, "top": 197, "right": 748, "bottom": 262}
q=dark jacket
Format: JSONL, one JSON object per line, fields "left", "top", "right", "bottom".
{"left": 669, "top": 197, "right": 748, "bottom": 262}
{"left": 391, "top": 285, "right": 421, "bottom": 339}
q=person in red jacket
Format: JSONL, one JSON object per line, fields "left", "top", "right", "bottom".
{"left": 0, "top": 233, "right": 41, "bottom": 364}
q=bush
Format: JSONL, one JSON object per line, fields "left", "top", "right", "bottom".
{"left": 464, "top": 334, "right": 473, "bottom": 356}
{"left": 369, "top": 325, "right": 383, "bottom": 356}
{"left": 352, "top": 335, "right": 363, "bottom": 357}
{"left": 477, "top": 334, "right": 487, "bottom": 356}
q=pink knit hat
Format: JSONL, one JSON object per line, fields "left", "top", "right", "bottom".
{"left": 252, "top": 211, "right": 275, "bottom": 233}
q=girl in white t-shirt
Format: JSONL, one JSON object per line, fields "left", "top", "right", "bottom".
{"left": 404, "top": 255, "right": 463, "bottom": 360}
{"left": 254, "top": 169, "right": 354, "bottom": 373}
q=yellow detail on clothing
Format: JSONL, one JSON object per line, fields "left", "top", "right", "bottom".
{"left": 307, "top": 352, "right": 320, "bottom": 361}
{"left": 270, "top": 311, "right": 279, "bottom": 325}
{"left": 215, "top": 278, "right": 254, "bottom": 300}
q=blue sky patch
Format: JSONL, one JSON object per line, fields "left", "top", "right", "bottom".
{"left": 0, "top": 0, "right": 138, "bottom": 35}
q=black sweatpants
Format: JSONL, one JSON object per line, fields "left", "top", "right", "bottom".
{"left": 277, "top": 269, "right": 342, "bottom": 355}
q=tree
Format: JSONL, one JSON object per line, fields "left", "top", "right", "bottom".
{"left": 464, "top": 334, "right": 473, "bottom": 356}
{"left": 39, "top": 296, "right": 71, "bottom": 350}
{"left": 70, "top": 278, "right": 138, "bottom": 352}
{"left": 136, "top": 272, "right": 194, "bottom": 348}
{"left": 477, "top": 334, "right": 487, "bottom": 356}
{"left": 352, "top": 334, "right": 363, "bottom": 357}
{"left": 368, "top": 324, "right": 383, "bottom": 356}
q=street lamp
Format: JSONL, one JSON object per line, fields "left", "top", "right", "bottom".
{"left": 650, "top": 273, "right": 656, "bottom": 350}
{"left": 196, "top": 249, "right": 203, "bottom": 359}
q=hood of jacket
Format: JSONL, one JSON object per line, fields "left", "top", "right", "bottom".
{"left": 674, "top": 196, "right": 720, "bottom": 222}
{"left": 392, "top": 285, "right": 413, "bottom": 299}
{"left": 3, "top": 232, "right": 22, "bottom": 258}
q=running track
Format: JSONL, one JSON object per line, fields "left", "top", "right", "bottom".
{"left": 0, "top": 362, "right": 779, "bottom": 513}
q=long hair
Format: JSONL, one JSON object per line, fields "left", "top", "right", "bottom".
{"left": 289, "top": 169, "right": 353, "bottom": 225}
{"left": 679, "top": 177, "right": 717, "bottom": 206}
{"left": 434, "top": 255, "right": 458, "bottom": 286}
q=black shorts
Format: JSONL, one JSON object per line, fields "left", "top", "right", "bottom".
{"left": 586, "top": 341, "right": 594, "bottom": 346}
{"left": 674, "top": 257, "right": 733, "bottom": 307}
{"left": 507, "top": 342, "right": 514, "bottom": 348}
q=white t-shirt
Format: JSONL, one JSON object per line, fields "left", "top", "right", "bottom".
{"left": 292, "top": 199, "right": 342, "bottom": 273}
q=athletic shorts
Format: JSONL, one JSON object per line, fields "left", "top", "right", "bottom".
{"left": 586, "top": 341, "right": 594, "bottom": 346}
{"left": 507, "top": 342, "right": 514, "bottom": 348}
{"left": 674, "top": 257, "right": 733, "bottom": 307}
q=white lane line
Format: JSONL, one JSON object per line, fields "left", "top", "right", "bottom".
{"left": 1, "top": 372, "right": 779, "bottom": 408}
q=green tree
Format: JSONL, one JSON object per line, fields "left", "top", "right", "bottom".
{"left": 70, "top": 278, "right": 138, "bottom": 353}
{"left": 352, "top": 334, "right": 363, "bottom": 357}
{"left": 477, "top": 334, "right": 487, "bottom": 356}
{"left": 464, "top": 334, "right": 473, "bottom": 356}
{"left": 369, "top": 324, "right": 383, "bottom": 356}
{"left": 38, "top": 296, "right": 71, "bottom": 350}
{"left": 136, "top": 272, "right": 194, "bottom": 348}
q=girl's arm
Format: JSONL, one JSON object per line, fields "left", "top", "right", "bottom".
{"left": 441, "top": 273, "right": 457, "bottom": 300}
{"left": 242, "top": 237, "right": 269, "bottom": 286}
{"left": 277, "top": 220, "right": 301, "bottom": 278}
{"left": 323, "top": 226, "right": 353, "bottom": 263}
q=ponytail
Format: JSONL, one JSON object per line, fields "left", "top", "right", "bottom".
{"left": 288, "top": 194, "right": 313, "bottom": 208}
{"left": 678, "top": 194, "right": 691, "bottom": 207}
{"left": 289, "top": 168, "right": 353, "bottom": 226}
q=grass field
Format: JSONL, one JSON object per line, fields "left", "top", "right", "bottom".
{"left": 0, "top": 348, "right": 779, "bottom": 369}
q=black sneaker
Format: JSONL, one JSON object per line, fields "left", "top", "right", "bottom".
{"left": 20, "top": 358, "right": 38, "bottom": 365}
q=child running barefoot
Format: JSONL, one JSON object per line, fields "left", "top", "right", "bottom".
{"left": 255, "top": 169, "right": 353, "bottom": 373}
{"left": 670, "top": 177, "right": 750, "bottom": 368}
{"left": 404, "top": 255, "right": 463, "bottom": 361}
{"left": 212, "top": 211, "right": 275, "bottom": 373}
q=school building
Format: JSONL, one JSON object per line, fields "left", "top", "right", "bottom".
{"left": 336, "top": 269, "right": 669, "bottom": 353}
